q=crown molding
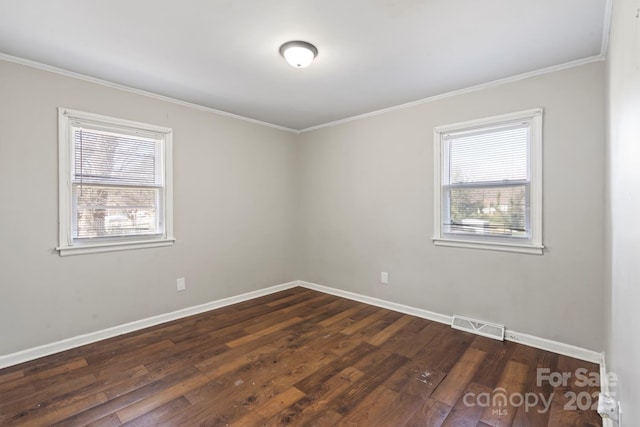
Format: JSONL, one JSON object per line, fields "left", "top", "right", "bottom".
{"left": 600, "top": 0, "right": 613, "bottom": 58}
{"left": 2, "top": 43, "right": 608, "bottom": 136}
{"left": 0, "top": 52, "right": 299, "bottom": 134}
{"left": 299, "top": 54, "right": 605, "bottom": 133}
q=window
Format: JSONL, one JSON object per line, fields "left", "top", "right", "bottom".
{"left": 58, "top": 108, "right": 174, "bottom": 255}
{"left": 433, "top": 108, "right": 543, "bottom": 255}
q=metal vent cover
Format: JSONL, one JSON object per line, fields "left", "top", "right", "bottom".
{"left": 451, "top": 315, "right": 505, "bottom": 341}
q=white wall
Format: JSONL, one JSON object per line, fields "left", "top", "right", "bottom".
{"left": 0, "top": 57, "right": 608, "bottom": 360}
{"left": 606, "top": 0, "right": 640, "bottom": 420}
{"left": 297, "top": 62, "right": 606, "bottom": 351}
{"left": 0, "top": 60, "right": 298, "bottom": 355}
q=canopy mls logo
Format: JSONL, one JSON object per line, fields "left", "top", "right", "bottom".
{"left": 463, "top": 368, "right": 617, "bottom": 415}
{"left": 462, "top": 387, "right": 553, "bottom": 415}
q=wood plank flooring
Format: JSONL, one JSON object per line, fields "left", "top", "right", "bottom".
{"left": 0, "top": 287, "right": 602, "bottom": 426}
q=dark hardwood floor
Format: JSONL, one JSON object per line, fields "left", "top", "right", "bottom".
{"left": 0, "top": 287, "right": 602, "bottom": 426}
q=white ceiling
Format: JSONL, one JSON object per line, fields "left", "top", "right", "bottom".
{"left": 0, "top": 0, "right": 608, "bottom": 131}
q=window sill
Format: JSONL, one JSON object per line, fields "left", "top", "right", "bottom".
{"left": 432, "top": 237, "right": 544, "bottom": 255}
{"left": 57, "top": 238, "right": 175, "bottom": 256}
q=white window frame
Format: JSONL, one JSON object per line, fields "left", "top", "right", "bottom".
{"left": 57, "top": 108, "right": 174, "bottom": 256}
{"left": 432, "top": 108, "right": 543, "bottom": 255}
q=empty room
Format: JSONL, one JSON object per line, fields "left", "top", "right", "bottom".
{"left": 0, "top": 0, "right": 638, "bottom": 426}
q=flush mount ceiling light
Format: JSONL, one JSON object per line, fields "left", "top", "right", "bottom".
{"left": 279, "top": 41, "right": 318, "bottom": 68}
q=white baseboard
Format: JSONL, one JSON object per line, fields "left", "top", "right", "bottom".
{"left": 598, "top": 353, "right": 618, "bottom": 427}
{"left": 0, "top": 279, "right": 604, "bottom": 371}
{"left": 0, "top": 281, "right": 299, "bottom": 370}
{"left": 503, "top": 330, "right": 603, "bottom": 365}
{"left": 298, "top": 280, "right": 603, "bottom": 365}
{"left": 298, "top": 280, "right": 452, "bottom": 324}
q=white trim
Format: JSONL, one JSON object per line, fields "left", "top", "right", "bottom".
{"left": 299, "top": 56, "right": 604, "bottom": 133}
{"left": 0, "top": 281, "right": 299, "bottom": 369}
{"left": 601, "top": 0, "right": 613, "bottom": 58}
{"left": 298, "top": 280, "right": 603, "bottom": 364}
{"left": 298, "top": 280, "right": 452, "bottom": 324}
{"left": 432, "top": 238, "right": 544, "bottom": 255}
{"left": 600, "top": 354, "right": 609, "bottom": 397}
{"left": 57, "top": 238, "right": 176, "bottom": 256}
{"left": 0, "top": 52, "right": 605, "bottom": 134}
{"left": 57, "top": 108, "right": 175, "bottom": 256}
{"left": 432, "top": 108, "right": 544, "bottom": 255}
{"left": 0, "top": 279, "right": 613, "bottom": 421}
{"left": 0, "top": 280, "right": 604, "bottom": 369}
{"left": 530, "top": 109, "right": 544, "bottom": 249}
{"left": 600, "top": 354, "right": 614, "bottom": 427}
{"left": 58, "top": 108, "right": 72, "bottom": 251}
{"left": 432, "top": 107, "right": 543, "bottom": 134}
{"left": 503, "top": 330, "right": 603, "bottom": 365}
{"left": 60, "top": 107, "right": 174, "bottom": 134}
{"left": 0, "top": 53, "right": 298, "bottom": 134}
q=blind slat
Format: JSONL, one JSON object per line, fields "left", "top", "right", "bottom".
{"left": 71, "top": 124, "right": 164, "bottom": 240}
{"left": 443, "top": 123, "right": 530, "bottom": 238}
{"left": 73, "top": 128, "right": 160, "bottom": 186}
{"left": 447, "top": 126, "right": 528, "bottom": 184}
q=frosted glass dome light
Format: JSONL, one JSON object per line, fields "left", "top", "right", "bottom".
{"left": 279, "top": 41, "right": 318, "bottom": 68}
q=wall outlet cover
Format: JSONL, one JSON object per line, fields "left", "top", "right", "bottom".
{"left": 381, "top": 272, "right": 389, "bottom": 284}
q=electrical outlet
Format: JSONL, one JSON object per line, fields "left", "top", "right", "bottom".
{"left": 381, "top": 272, "right": 389, "bottom": 285}
{"left": 177, "top": 277, "right": 186, "bottom": 291}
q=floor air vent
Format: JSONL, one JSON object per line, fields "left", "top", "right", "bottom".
{"left": 451, "top": 315, "right": 505, "bottom": 341}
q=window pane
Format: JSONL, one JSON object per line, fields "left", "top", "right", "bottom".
{"left": 445, "top": 184, "right": 528, "bottom": 237}
{"left": 73, "top": 184, "right": 161, "bottom": 238}
{"left": 73, "top": 128, "right": 159, "bottom": 186}
{"left": 448, "top": 126, "right": 528, "bottom": 184}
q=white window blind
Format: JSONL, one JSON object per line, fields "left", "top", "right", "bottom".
{"left": 433, "top": 109, "right": 543, "bottom": 255}
{"left": 443, "top": 124, "right": 529, "bottom": 237}
{"left": 58, "top": 108, "right": 174, "bottom": 256}
{"left": 72, "top": 127, "right": 164, "bottom": 239}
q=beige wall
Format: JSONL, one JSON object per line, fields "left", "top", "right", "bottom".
{"left": 297, "top": 62, "right": 606, "bottom": 351}
{"left": 606, "top": 0, "right": 640, "bottom": 420}
{"left": 0, "top": 58, "right": 607, "bottom": 358}
{"left": 0, "top": 60, "right": 298, "bottom": 355}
